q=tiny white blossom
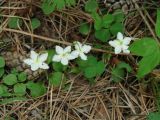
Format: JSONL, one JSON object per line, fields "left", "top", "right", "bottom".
{"left": 109, "top": 32, "right": 132, "bottom": 54}
{"left": 71, "top": 41, "right": 91, "bottom": 60}
{"left": 52, "top": 46, "right": 75, "bottom": 65}
{"left": 23, "top": 50, "right": 49, "bottom": 71}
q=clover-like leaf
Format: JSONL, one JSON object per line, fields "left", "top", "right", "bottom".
{"left": 0, "top": 56, "right": 5, "bottom": 68}
{"left": 85, "top": 0, "right": 98, "bottom": 13}
{"left": 14, "top": 83, "right": 26, "bottom": 96}
{"left": 3, "top": 74, "right": 17, "bottom": 85}
{"left": 31, "top": 18, "right": 41, "bottom": 30}
{"left": 27, "top": 81, "right": 46, "bottom": 98}
{"left": 49, "top": 72, "right": 64, "bottom": 87}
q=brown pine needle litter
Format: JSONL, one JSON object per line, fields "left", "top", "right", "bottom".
{"left": 0, "top": 0, "right": 160, "bottom": 120}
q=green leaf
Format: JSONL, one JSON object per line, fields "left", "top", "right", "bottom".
{"left": 110, "top": 22, "right": 124, "bottom": 35}
{"left": 129, "top": 38, "right": 159, "bottom": 56}
{"left": 137, "top": 50, "right": 160, "bottom": 78}
{"left": 31, "top": 18, "right": 41, "bottom": 30}
{"left": 0, "top": 84, "right": 8, "bottom": 95}
{"left": 0, "top": 56, "right": 5, "bottom": 68}
{"left": 41, "top": 1, "right": 55, "bottom": 15}
{"left": 52, "top": 62, "right": 67, "bottom": 72}
{"left": 18, "top": 72, "right": 27, "bottom": 82}
{"left": 91, "top": 12, "right": 103, "bottom": 30}
{"left": 117, "top": 62, "right": 132, "bottom": 72}
{"left": 95, "top": 29, "right": 110, "bottom": 42}
{"left": 102, "top": 14, "right": 114, "bottom": 27}
{"left": 3, "top": 74, "right": 17, "bottom": 85}
{"left": 27, "top": 81, "right": 46, "bottom": 97}
{"left": 8, "top": 17, "right": 22, "bottom": 29}
{"left": 84, "top": 66, "right": 97, "bottom": 78}
{"left": 96, "top": 61, "right": 105, "bottom": 75}
{"left": 47, "top": 49, "right": 55, "bottom": 64}
{"left": 79, "top": 22, "right": 90, "bottom": 35}
{"left": 113, "top": 10, "right": 124, "bottom": 22}
{"left": 65, "top": 0, "right": 76, "bottom": 7}
{"left": 111, "top": 67, "right": 125, "bottom": 83}
{"left": 147, "top": 112, "right": 160, "bottom": 120}
{"left": 155, "top": 9, "right": 160, "bottom": 38}
{"left": 54, "top": 0, "right": 65, "bottom": 10}
{"left": 49, "top": 72, "right": 63, "bottom": 86}
{"left": 85, "top": 0, "right": 98, "bottom": 13}
{"left": 14, "top": 83, "right": 26, "bottom": 96}
{"left": 0, "top": 68, "right": 4, "bottom": 78}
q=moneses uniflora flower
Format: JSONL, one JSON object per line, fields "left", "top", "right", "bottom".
{"left": 52, "top": 46, "right": 75, "bottom": 65}
{"left": 109, "top": 32, "right": 132, "bottom": 54}
{"left": 23, "top": 50, "right": 49, "bottom": 71}
{"left": 71, "top": 41, "right": 91, "bottom": 60}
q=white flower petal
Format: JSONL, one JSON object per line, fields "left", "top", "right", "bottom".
{"left": 67, "top": 52, "right": 78, "bottom": 60}
{"left": 64, "top": 46, "right": 71, "bottom": 53}
{"left": 114, "top": 47, "right": 122, "bottom": 54}
{"left": 55, "top": 46, "right": 64, "bottom": 54}
{"left": 75, "top": 42, "right": 82, "bottom": 50}
{"left": 122, "top": 45, "right": 129, "bottom": 50}
{"left": 80, "top": 53, "right": 87, "bottom": 60}
{"left": 30, "top": 51, "right": 38, "bottom": 60}
{"left": 39, "top": 53, "right": 48, "bottom": 62}
{"left": 31, "top": 63, "right": 39, "bottom": 71}
{"left": 117, "top": 32, "right": 123, "bottom": 40}
{"left": 123, "top": 49, "right": 130, "bottom": 54}
{"left": 123, "top": 37, "right": 131, "bottom": 45}
{"left": 52, "top": 55, "right": 61, "bottom": 62}
{"left": 71, "top": 50, "right": 79, "bottom": 58}
{"left": 82, "top": 45, "right": 91, "bottom": 53}
{"left": 23, "top": 59, "right": 33, "bottom": 65}
{"left": 61, "top": 58, "right": 69, "bottom": 65}
{"left": 109, "top": 40, "right": 118, "bottom": 47}
{"left": 40, "top": 63, "right": 49, "bottom": 69}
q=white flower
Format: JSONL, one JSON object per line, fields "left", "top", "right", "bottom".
{"left": 71, "top": 41, "right": 91, "bottom": 60}
{"left": 109, "top": 32, "right": 132, "bottom": 54}
{"left": 23, "top": 50, "right": 49, "bottom": 71}
{"left": 52, "top": 46, "right": 75, "bottom": 65}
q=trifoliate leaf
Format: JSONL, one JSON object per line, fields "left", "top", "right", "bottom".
{"left": 0, "top": 84, "right": 8, "bottom": 95}
{"left": 91, "top": 12, "right": 103, "bottom": 30}
{"left": 129, "top": 38, "right": 159, "bottom": 56}
{"left": 0, "top": 68, "right": 4, "bottom": 78}
{"left": 155, "top": 9, "right": 160, "bottom": 38}
{"left": 65, "top": 0, "right": 76, "bottom": 7}
{"left": 96, "top": 61, "right": 105, "bottom": 75}
{"left": 54, "top": 0, "right": 65, "bottom": 10}
{"left": 79, "top": 22, "right": 90, "bottom": 35}
{"left": 117, "top": 62, "right": 132, "bottom": 72}
{"left": 95, "top": 29, "right": 110, "bottom": 42}
{"left": 27, "top": 81, "right": 46, "bottom": 97}
{"left": 0, "top": 56, "right": 5, "bottom": 68}
{"left": 137, "top": 50, "right": 160, "bottom": 78}
{"left": 110, "top": 22, "right": 124, "bottom": 35}
{"left": 3, "top": 74, "right": 17, "bottom": 85}
{"left": 102, "top": 14, "right": 114, "bottom": 27}
{"left": 8, "top": 17, "right": 22, "bottom": 29}
{"left": 111, "top": 67, "right": 125, "bottom": 83}
{"left": 41, "top": 1, "right": 55, "bottom": 15}
{"left": 113, "top": 10, "right": 124, "bottom": 22}
{"left": 147, "top": 112, "right": 160, "bottom": 120}
{"left": 47, "top": 49, "right": 55, "bottom": 64}
{"left": 49, "top": 72, "right": 63, "bottom": 86}
{"left": 14, "top": 83, "right": 26, "bottom": 96}
{"left": 84, "top": 66, "right": 97, "bottom": 78}
{"left": 52, "top": 62, "right": 67, "bottom": 72}
{"left": 85, "top": 0, "right": 98, "bottom": 13}
{"left": 18, "top": 72, "right": 27, "bottom": 82}
{"left": 31, "top": 18, "right": 41, "bottom": 30}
